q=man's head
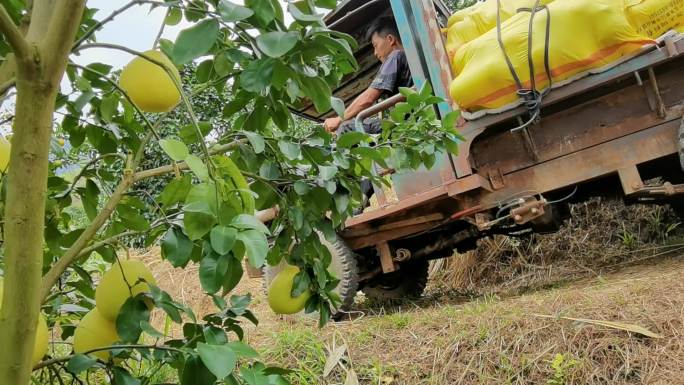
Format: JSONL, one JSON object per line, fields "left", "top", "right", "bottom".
{"left": 366, "top": 17, "right": 402, "bottom": 63}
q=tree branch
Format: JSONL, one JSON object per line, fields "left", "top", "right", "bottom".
{"left": 40, "top": 0, "right": 86, "bottom": 82}
{"left": 33, "top": 344, "right": 184, "bottom": 370}
{"left": 40, "top": 174, "right": 135, "bottom": 301}
{"left": 40, "top": 132, "right": 156, "bottom": 302}
{"left": 133, "top": 139, "right": 245, "bottom": 182}
{"left": 0, "top": 5, "right": 31, "bottom": 60}
{"left": 72, "top": 0, "right": 143, "bottom": 49}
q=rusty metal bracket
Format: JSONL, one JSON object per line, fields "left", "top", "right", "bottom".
{"left": 488, "top": 169, "right": 505, "bottom": 190}
{"left": 647, "top": 67, "right": 667, "bottom": 119}
{"left": 619, "top": 165, "right": 684, "bottom": 196}
{"left": 376, "top": 242, "right": 396, "bottom": 273}
{"left": 510, "top": 199, "right": 546, "bottom": 225}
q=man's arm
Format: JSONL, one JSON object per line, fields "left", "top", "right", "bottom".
{"left": 324, "top": 87, "right": 382, "bottom": 132}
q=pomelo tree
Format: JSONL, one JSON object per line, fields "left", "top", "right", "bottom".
{"left": 0, "top": 1, "right": 462, "bottom": 384}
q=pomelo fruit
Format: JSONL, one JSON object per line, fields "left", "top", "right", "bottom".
{"left": 73, "top": 308, "right": 119, "bottom": 360}
{"left": 119, "top": 50, "right": 181, "bottom": 113}
{"left": 95, "top": 260, "right": 156, "bottom": 321}
{"left": 0, "top": 277, "right": 49, "bottom": 365}
{"left": 267, "top": 265, "right": 311, "bottom": 315}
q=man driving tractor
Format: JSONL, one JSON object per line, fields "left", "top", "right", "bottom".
{"left": 323, "top": 16, "right": 413, "bottom": 136}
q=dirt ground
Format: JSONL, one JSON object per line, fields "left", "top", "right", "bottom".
{"left": 137, "top": 247, "right": 684, "bottom": 385}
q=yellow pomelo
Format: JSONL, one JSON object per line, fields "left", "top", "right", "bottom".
{"left": 73, "top": 308, "right": 120, "bottom": 360}
{"left": 95, "top": 260, "right": 157, "bottom": 321}
{"left": 0, "top": 136, "right": 10, "bottom": 172}
{"left": 33, "top": 313, "right": 49, "bottom": 365}
{"left": 119, "top": 50, "right": 181, "bottom": 113}
{"left": 267, "top": 265, "right": 311, "bottom": 315}
{"left": 0, "top": 277, "right": 49, "bottom": 365}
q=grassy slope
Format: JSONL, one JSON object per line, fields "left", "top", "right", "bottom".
{"left": 246, "top": 258, "right": 683, "bottom": 385}
{"left": 140, "top": 199, "right": 684, "bottom": 384}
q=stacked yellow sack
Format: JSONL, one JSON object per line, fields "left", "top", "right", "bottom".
{"left": 445, "top": 0, "right": 555, "bottom": 61}
{"left": 449, "top": 0, "right": 655, "bottom": 112}
{"left": 623, "top": 0, "right": 684, "bottom": 38}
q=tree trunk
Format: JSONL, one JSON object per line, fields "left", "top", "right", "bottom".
{"left": 0, "top": 73, "right": 57, "bottom": 385}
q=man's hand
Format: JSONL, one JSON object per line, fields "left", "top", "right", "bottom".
{"left": 323, "top": 117, "right": 342, "bottom": 133}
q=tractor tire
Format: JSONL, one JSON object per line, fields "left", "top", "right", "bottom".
{"left": 263, "top": 233, "right": 359, "bottom": 314}
{"left": 362, "top": 258, "right": 429, "bottom": 300}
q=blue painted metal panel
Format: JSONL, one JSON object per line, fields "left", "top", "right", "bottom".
{"left": 389, "top": 0, "right": 428, "bottom": 90}
{"left": 386, "top": 0, "right": 455, "bottom": 201}
{"left": 407, "top": 0, "right": 452, "bottom": 117}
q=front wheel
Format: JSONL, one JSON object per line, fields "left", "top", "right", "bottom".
{"left": 263, "top": 233, "right": 359, "bottom": 314}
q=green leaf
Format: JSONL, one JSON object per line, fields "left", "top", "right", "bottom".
{"left": 291, "top": 270, "right": 311, "bottom": 297}
{"left": 336, "top": 131, "right": 368, "bottom": 148}
{"left": 66, "top": 354, "right": 97, "bottom": 374}
{"left": 200, "top": 252, "right": 234, "bottom": 294}
{"left": 112, "top": 367, "right": 142, "bottom": 385}
{"left": 100, "top": 93, "right": 119, "bottom": 123}
{"left": 441, "top": 110, "right": 460, "bottom": 131}
{"left": 161, "top": 228, "right": 194, "bottom": 268}
{"left": 278, "top": 141, "right": 300, "bottom": 160}
{"left": 314, "top": 0, "right": 337, "bottom": 9}
{"left": 210, "top": 226, "right": 237, "bottom": 255}
{"left": 226, "top": 341, "right": 259, "bottom": 358}
{"left": 237, "top": 230, "right": 268, "bottom": 268}
{"left": 288, "top": 3, "right": 323, "bottom": 23}
{"left": 246, "top": 0, "right": 275, "bottom": 26}
{"left": 318, "top": 165, "right": 338, "bottom": 180}
{"left": 185, "top": 154, "right": 209, "bottom": 181}
{"left": 294, "top": 181, "right": 309, "bottom": 195}
{"left": 334, "top": 193, "right": 349, "bottom": 214}
{"left": 244, "top": 131, "right": 265, "bottom": 154}
{"left": 222, "top": 255, "right": 243, "bottom": 294}
{"left": 214, "top": 51, "right": 235, "bottom": 77}
{"left": 159, "top": 174, "right": 192, "bottom": 207}
{"left": 159, "top": 138, "right": 189, "bottom": 161}
{"left": 181, "top": 356, "right": 217, "bottom": 385}
{"left": 255, "top": 31, "right": 298, "bottom": 58}
{"left": 240, "top": 366, "right": 269, "bottom": 385}
{"left": 172, "top": 19, "right": 220, "bottom": 65}
{"left": 197, "top": 342, "right": 237, "bottom": 379}
{"left": 239, "top": 58, "right": 275, "bottom": 93}
{"left": 140, "top": 320, "right": 164, "bottom": 338}
{"left": 184, "top": 211, "right": 216, "bottom": 240}
{"left": 82, "top": 179, "right": 100, "bottom": 221}
{"left": 331, "top": 97, "right": 345, "bottom": 119}
{"left": 230, "top": 214, "right": 271, "bottom": 235}
{"left": 218, "top": 0, "right": 254, "bottom": 21}
{"left": 300, "top": 77, "right": 331, "bottom": 113}
{"left": 165, "top": 7, "right": 182, "bottom": 25}
{"left": 180, "top": 121, "right": 212, "bottom": 144}
{"left": 116, "top": 296, "right": 151, "bottom": 343}
{"left": 117, "top": 205, "right": 149, "bottom": 232}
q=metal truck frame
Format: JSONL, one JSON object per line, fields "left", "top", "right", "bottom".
{"left": 279, "top": 0, "right": 684, "bottom": 301}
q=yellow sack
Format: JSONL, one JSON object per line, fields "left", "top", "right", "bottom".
{"left": 445, "top": 0, "right": 555, "bottom": 59}
{"left": 624, "top": 0, "right": 684, "bottom": 38}
{"left": 449, "top": 0, "right": 654, "bottom": 112}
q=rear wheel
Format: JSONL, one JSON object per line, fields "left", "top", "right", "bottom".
{"left": 263, "top": 233, "right": 359, "bottom": 313}
{"left": 361, "top": 259, "right": 429, "bottom": 300}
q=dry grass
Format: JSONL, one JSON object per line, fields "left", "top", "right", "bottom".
{"left": 135, "top": 198, "right": 684, "bottom": 384}
{"left": 428, "top": 198, "right": 684, "bottom": 296}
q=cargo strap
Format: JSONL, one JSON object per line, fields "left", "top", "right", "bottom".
{"left": 496, "top": 0, "right": 553, "bottom": 130}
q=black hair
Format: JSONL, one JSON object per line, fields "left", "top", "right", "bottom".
{"left": 365, "top": 16, "right": 400, "bottom": 42}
